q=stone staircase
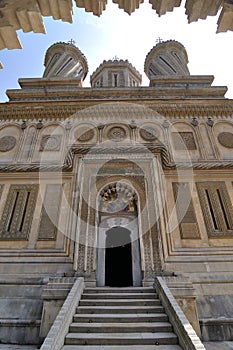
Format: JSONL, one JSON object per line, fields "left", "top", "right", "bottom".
{"left": 61, "top": 287, "right": 183, "bottom": 350}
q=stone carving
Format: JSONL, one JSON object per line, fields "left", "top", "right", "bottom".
{"left": 21, "top": 120, "right": 27, "bottom": 129}
{"left": 0, "top": 184, "right": 38, "bottom": 240}
{"left": 65, "top": 121, "right": 72, "bottom": 131}
{"left": 140, "top": 126, "right": 159, "bottom": 141}
{"left": 36, "top": 120, "right": 43, "bottom": 129}
{"left": 40, "top": 135, "right": 62, "bottom": 151}
{"left": 0, "top": 136, "right": 17, "bottom": 152}
{"left": 191, "top": 117, "right": 198, "bottom": 127}
{"left": 218, "top": 132, "right": 233, "bottom": 148}
{"left": 172, "top": 132, "right": 197, "bottom": 150}
{"left": 107, "top": 126, "right": 126, "bottom": 141}
{"left": 206, "top": 117, "right": 214, "bottom": 127}
{"left": 196, "top": 182, "right": 233, "bottom": 238}
{"left": 77, "top": 129, "right": 95, "bottom": 142}
{"left": 162, "top": 120, "right": 170, "bottom": 128}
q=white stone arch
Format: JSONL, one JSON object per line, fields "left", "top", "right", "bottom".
{"left": 70, "top": 122, "right": 97, "bottom": 144}
{"left": 137, "top": 121, "right": 165, "bottom": 143}
{"left": 96, "top": 180, "right": 142, "bottom": 287}
{"left": 213, "top": 120, "right": 233, "bottom": 159}
{"left": 32, "top": 123, "right": 65, "bottom": 162}
{"left": 170, "top": 120, "right": 201, "bottom": 160}
{"left": 0, "top": 125, "right": 22, "bottom": 162}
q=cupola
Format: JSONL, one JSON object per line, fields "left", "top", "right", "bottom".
{"left": 90, "top": 58, "right": 142, "bottom": 88}
{"left": 144, "top": 40, "right": 190, "bottom": 82}
{"left": 43, "top": 41, "right": 88, "bottom": 85}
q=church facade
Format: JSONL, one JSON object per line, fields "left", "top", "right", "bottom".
{"left": 0, "top": 40, "right": 233, "bottom": 346}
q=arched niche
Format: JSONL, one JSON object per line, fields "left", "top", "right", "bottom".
{"left": 214, "top": 121, "right": 233, "bottom": 159}
{"left": 33, "top": 124, "right": 65, "bottom": 162}
{"left": 71, "top": 123, "right": 97, "bottom": 144}
{"left": 170, "top": 121, "right": 200, "bottom": 160}
{"left": 96, "top": 181, "right": 142, "bottom": 287}
{"left": 0, "top": 125, "right": 21, "bottom": 162}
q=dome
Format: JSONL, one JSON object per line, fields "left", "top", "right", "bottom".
{"left": 144, "top": 40, "right": 190, "bottom": 79}
{"left": 43, "top": 42, "right": 88, "bottom": 82}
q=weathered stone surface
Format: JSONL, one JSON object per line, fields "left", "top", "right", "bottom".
{"left": 217, "top": 0, "right": 233, "bottom": 33}
{"left": 149, "top": 0, "right": 181, "bottom": 16}
{"left": 0, "top": 38, "right": 233, "bottom": 347}
{"left": 113, "top": 0, "right": 143, "bottom": 15}
{"left": 75, "top": 0, "right": 107, "bottom": 16}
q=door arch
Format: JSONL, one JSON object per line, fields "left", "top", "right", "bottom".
{"left": 96, "top": 182, "right": 142, "bottom": 287}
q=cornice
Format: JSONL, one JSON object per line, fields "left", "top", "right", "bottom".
{"left": 0, "top": 102, "right": 233, "bottom": 120}
{"left": 0, "top": 144, "right": 233, "bottom": 173}
{"left": 6, "top": 85, "right": 227, "bottom": 102}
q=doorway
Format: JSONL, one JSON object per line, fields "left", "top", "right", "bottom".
{"left": 105, "top": 227, "right": 133, "bottom": 287}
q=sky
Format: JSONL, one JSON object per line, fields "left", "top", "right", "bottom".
{"left": 0, "top": 0, "right": 232, "bottom": 102}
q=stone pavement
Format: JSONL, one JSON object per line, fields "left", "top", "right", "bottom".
{"left": 0, "top": 343, "right": 233, "bottom": 349}
{"left": 0, "top": 346, "right": 38, "bottom": 349}
{"left": 204, "top": 342, "right": 233, "bottom": 350}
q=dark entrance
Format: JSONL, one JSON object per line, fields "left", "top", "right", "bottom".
{"left": 105, "top": 226, "right": 133, "bottom": 287}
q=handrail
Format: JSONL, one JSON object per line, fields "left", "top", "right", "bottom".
{"left": 40, "top": 277, "right": 84, "bottom": 350}
{"left": 155, "top": 277, "right": 206, "bottom": 350}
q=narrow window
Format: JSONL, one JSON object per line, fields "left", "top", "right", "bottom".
{"left": 114, "top": 74, "right": 118, "bottom": 87}
{"left": 19, "top": 191, "right": 31, "bottom": 232}
{"left": 216, "top": 189, "right": 230, "bottom": 230}
{"left": 7, "top": 191, "right": 19, "bottom": 232}
{"left": 205, "top": 189, "right": 219, "bottom": 230}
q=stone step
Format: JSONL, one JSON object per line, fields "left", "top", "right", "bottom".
{"left": 76, "top": 305, "right": 165, "bottom": 314}
{"left": 84, "top": 288, "right": 155, "bottom": 294}
{"left": 73, "top": 313, "right": 169, "bottom": 323}
{"left": 69, "top": 322, "right": 173, "bottom": 333}
{"left": 82, "top": 293, "right": 157, "bottom": 299}
{"left": 65, "top": 332, "right": 178, "bottom": 346}
{"left": 79, "top": 299, "right": 161, "bottom": 307}
{"left": 62, "top": 346, "right": 183, "bottom": 350}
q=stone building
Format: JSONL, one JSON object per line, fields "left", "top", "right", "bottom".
{"left": 0, "top": 40, "right": 233, "bottom": 348}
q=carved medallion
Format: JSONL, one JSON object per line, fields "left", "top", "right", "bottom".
{"left": 77, "top": 129, "right": 94, "bottom": 142}
{"left": 140, "top": 126, "right": 159, "bottom": 141}
{"left": 107, "top": 127, "right": 126, "bottom": 141}
{"left": 0, "top": 136, "right": 17, "bottom": 152}
{"left": 218, "top": 132, "right": 233, "bottom": 148}
{"left": 40, "top": 135, "right": 62, "bottom": 151}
